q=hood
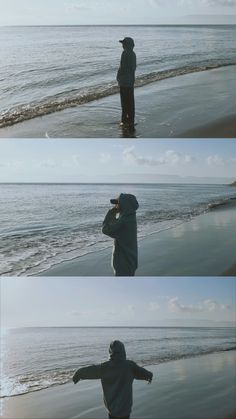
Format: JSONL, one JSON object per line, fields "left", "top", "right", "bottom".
{"left": 119, "top": 193, "right": 139, "bottom": 214}
{"left": 120, "top": 37, "right": 135, "bottom": 50}
{"left": 109, "top": 340, "right": 126, "bottom": 361}
{"left": 124, "top": 43, "right": 134, "bottom": 51}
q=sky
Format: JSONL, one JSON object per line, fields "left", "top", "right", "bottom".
{"left": 0, "top": 0, "right": 236, "bottom": 26}
{"left": 0, "top": 139, "right": 235, "bottom": 184}
{"left": 1, "top": 277, "right": 235, "bottom": 328}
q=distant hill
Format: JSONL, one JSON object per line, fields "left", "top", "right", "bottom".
{"left": 229, "top": 181, "right": 236, "bottom": 186}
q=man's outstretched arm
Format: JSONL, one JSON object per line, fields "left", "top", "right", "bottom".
{"left": 73, "top": 365, "right": 101, "bottom": 384}
{"left": 132, "top": 362, "right": 153, "bottom": 383}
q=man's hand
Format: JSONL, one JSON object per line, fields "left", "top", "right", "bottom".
{"left": 110, "top": 206, "right": 120, "bottom": 214}
{"left": 73, "top": 371, "right": 80, "bottom": 384}
{"left": 147, "top": 372, "right": 153, "bottom": 383}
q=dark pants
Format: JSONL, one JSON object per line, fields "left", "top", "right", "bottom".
{"left": 109, "top": 415, "right": 130, "bottom": 419}
{"left": 115, "top": 270, "right": 135, "bottom": 277}
{"left": 120, "top": 86, "right": 135, "bottom": 125}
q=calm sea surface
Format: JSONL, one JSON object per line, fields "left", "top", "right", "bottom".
{"left": 1, "top": 183, "right": 236, "bottom": 276}
{"left": 1, "top": 326, "right": 235, "bottom": 398}
{"left": 0, "top": 25, "right": 236, "bottom": 127}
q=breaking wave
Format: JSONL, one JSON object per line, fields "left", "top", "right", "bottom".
{"left": 1, "top": 345, "right": 235, "bottom": 398}
{"left": 1, "top": 60, "right": 235, "bottom": 128}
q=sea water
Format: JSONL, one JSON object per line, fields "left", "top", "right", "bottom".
{"left": 1, "top": 326, "right": 235, "bottom": 398}
{"left": 1, "top": 25, "right": 236, "bottom": 128}
{"left": 1, "top": 182, "right": 236, "bottom": 275}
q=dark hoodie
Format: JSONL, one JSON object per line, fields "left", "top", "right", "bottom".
{"left": 73, "top": 340, "right": 153, "bottom": 418}
{"left": 117, "top": 40, "right": 136, "bottom": 88}
{"left": 102, "top": 193, "right": 139, "bottom": 276}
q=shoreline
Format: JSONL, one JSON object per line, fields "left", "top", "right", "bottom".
{"left": 2, "top": 350, "right": 236, "bottom": 419}
{"left": 39, "top": 198, "right": 236, "bottom": 277}
{"left": 1, "top": 65, "right": 236, "bottom": 138}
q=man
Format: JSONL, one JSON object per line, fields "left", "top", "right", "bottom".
{"left": 102, "top": 193, "right": 139, "bottom": 276}
{"left": 73, "top": 340, "right": 153, "bottom": 419}
{"left": 117, "top": 37, "right": 136, "bottom": 129}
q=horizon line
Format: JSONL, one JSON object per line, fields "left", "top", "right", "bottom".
{"left": 1, "top": 23, "right": 236, "bottom": 28}
{"left": 4, "top": 325, "right": 236, "bottom": 329}
{"left": 0, "top": 181, "right": 233, "bottom": 186}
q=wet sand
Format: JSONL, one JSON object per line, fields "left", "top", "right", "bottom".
{"left": 2, "top": 351, "right": 236, "bottom": 419}
{"left": 0, "top": 66, "right": 235, "bottom": 139}
{"left": 39, "top": 198, "right": 236, "bottom": 277}
{"left": 222, "top": 263, "right": 236, "bottom": 276}
{"left": 180, "top": 114, "right": 236, "bottom": 138}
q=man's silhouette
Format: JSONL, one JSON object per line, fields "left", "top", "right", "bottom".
{"left": 117, "top": 37, "right": 136, "bottom": 130}
{"left": 73, "top": 340, "right": 153, "bottom": 419}
{"left": 102, "top": 193, "right": 139, "bottom": 276}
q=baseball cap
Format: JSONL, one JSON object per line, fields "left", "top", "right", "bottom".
{"left": 110, "top": 198, "right": 119, "bottom": 205}
{"left": 119, "top": 37, "right": 135, "bottom": 47}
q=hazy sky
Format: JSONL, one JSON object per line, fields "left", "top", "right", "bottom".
{"left": 0, "top": 139, "right": 235, "bottom": 184}
{"left": 1, "top": 277, "right": 235, "bottom": 328}
{"left": 1, "top": 0, "right": 236, "bottom": 25}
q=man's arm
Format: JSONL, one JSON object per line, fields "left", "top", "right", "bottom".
{"left": 102, "top": 209, "right": 124, "bottom": 239}
{"left": 132, "top": 362, "right": 153, "bottom": 383}
{"left": 73, "top": 365, "right": 101, "bottom": 384}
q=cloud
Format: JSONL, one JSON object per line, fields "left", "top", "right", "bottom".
{"left": 168, "top": 297, "right": 230, "bottom": 313}
{"left": 2, "top": 160, "right": 24, "bottom": 169}
{"left": 184, "top": 154, "right": 195, "bottom": 163}
{"left": 206, "top": 155, "right": 236, "bottom": 166}
{"left": 65, "top": 0, "right": 131, "bottom": 12}
{"left": 202, "top": 299, "right": 230, "bottom": 312}
{"left": 123, "top": 146, "right": 195, "bottom": 166}
{"left": 107, "top": 305, "right": 135, "bottom": 317}
{"left": 206, "top": 154, "right": 225, "bottom": 166}
{"left": 168, "top": 297, "right": 202, "bottom": 313}
{"left": 99, "top": 152, "right": 112, "bottom": 164}
{"left": 123, "top": 146, "right": 166, "bottom": 166}
{"left": 64, "top": 1, "right": 90, "bottom": 12}
{"left": 38, "top": 159, "right": 56, "bottom": 169}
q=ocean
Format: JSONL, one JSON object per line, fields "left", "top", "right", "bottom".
{"left": 1, "top": 183, "right": 236, "bottom": 276}
{"left": 1, "top": 25, "right": 236, "bottom": 128}
{"left": 1, "top": 326, "right": 235, "bottom": 398}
